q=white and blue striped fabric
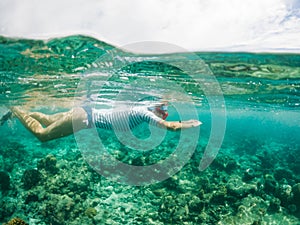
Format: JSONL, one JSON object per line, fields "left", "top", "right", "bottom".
{"left": 92, "top": 106, "right": 162, "bottom": 131}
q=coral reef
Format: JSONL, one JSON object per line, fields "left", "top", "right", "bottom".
{"left": 292, "top": 183, "right": 300, "bottom": 207}
{"left": 0, "top": 199, "right": 16, "bottom": 221}
{"left": 0, "top": 142, "right": 28, "bottom": 172}
{"left": 85, "top": 207, "right": 97, "bottom": 218}
{"left": 39, "top": 194, "right": 76, "bottom": 224}
{"left": 21, "top": 169, "right": 42, "bottom": 190}
{"left": 3, "top": 218, "right": 28, "bottom": 225}
{"left": 0, "top": 134, "right": 300, "bottom": 224}
{"left": 0, "top": 171, "right": 10, "bottom": 191}
{"left": 226, "top": 175, "right": 257, "bottom": 197}
{"left": 37, "top": 154, "right": 59, "bottom": 174}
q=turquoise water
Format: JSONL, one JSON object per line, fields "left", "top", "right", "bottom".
{"left": 0, "top": 35, "right": 300, "bottom": 224}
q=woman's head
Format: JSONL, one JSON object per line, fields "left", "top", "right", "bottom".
{"left": 150, "top": 102, "right": 169, "bottom": 120}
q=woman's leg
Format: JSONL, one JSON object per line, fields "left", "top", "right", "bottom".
{"left": 11, "top": 107, "right": 89, "bottom": 142}
{"left": 29, "top": 111, "right": 70, "bottom": 127}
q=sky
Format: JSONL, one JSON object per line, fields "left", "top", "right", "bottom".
{"left": 0, "top": 0, "right": 300, "bottom": 53}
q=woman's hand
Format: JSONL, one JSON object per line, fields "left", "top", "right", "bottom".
{"left": 161, "top": 120, "right": 202, "bottom": 131}
{"left": 181, "top": 120, "right": 202, "bottom": 128}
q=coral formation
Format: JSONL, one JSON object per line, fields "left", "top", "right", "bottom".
{"left": 3, "top": 218, "right": 28, "bottom": 225}
{"left": 292, "top": 183, "right": 300, "bottom": 207}
{"left": 0, "top": 171, "right": 10, "bottom": 191}
{"left": 0, "top": 142, "right": 27, "bottom": 172}
{"left": 85, "top": 207, "right": 97, "bottom": 218}
{"left": 0, "top": 199, "right": 16, "bottom": 221}
{"left": 21, "top": 169, "right": 42, "bottom": 190}
{"left": 226, "top": 175, "right": 256, "bottom": 197}
{"left": 37, "top": 154, "right": 59, "bottom": 174}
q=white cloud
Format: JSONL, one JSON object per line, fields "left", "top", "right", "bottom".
{"left": 0, "top": 0, "right": 299, "bottom": 53}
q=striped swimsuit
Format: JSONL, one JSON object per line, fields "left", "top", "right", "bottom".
{"left": 88, "top": 106, "right": 162, "bottom": 131}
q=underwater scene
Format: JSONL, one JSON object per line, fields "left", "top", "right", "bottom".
{"left": 0, "top": 35, "right": 300, "bottom": 225}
